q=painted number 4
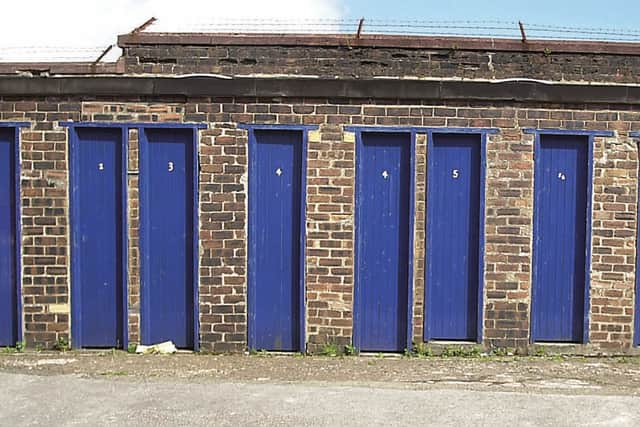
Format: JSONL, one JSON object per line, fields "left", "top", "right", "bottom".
{"left": 452, "top": 169, "right": 460, "bottom": 179}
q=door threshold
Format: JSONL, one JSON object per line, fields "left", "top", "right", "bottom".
{"left": 426, "top": 340, "right": 479, "bottom": 345}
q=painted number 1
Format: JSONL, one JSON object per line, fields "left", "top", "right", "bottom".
{"left": 452, "top": 169, "right": 460, "bottom": 179}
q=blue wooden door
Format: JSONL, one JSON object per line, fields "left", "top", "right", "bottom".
{"left": 533, "top": 134, "right": 589, "bottom": 342}
{"left": 249, "top": 130, "right": 304, "bottom": 351}
{"left": 140, "top": 128, "right": 196, "bottom": 349}
{"left": 71, "top": 128, "right": 126, "bottom": 348}
{"left": 425, "top": 133, "right": 482, "bottom": 341}
{"left": 0, "top": 128, "right": 18, "bottom": 346}
{"left": 355, "top": 132, "right": 411, "bottom": 352}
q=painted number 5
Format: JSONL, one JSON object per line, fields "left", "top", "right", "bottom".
{"left": 452, "top": 169, "right": 460, "bottom": 179}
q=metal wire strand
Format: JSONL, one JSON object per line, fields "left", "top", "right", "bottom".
{"left": 144, "top": 18, "right": 640, "bottom": 42}
{"left": 0, "top": 46, "right": 109, "bottom": 62}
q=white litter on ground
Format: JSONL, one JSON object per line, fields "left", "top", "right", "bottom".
{"left": 135, "top": 341, "right": 177, "bottom": 354}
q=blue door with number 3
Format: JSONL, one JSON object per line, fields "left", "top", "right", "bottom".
{"left": 354, "top": 132, "right": 411, "bottom": 352}
{"left": 533, "top": 134, "right": 589, "bottom": 342}
{"left": 140, "top": 128, "right": 197, "bottom": 349}
{"left": 425, "top": 133, "right": 483, "bottom": 341}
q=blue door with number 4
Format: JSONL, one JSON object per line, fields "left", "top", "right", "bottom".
{"left": 249, "top": 129, "right": 305, "bottom": 352}
{"left": 354, "top": 132, "right": 411, "bottom": 352}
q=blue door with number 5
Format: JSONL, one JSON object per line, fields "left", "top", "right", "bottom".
{"left": 425, "top": 133, "right": 483, "bottom": 342}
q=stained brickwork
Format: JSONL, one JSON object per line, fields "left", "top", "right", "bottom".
{"left": 483, "top": 125, "right": 533, "bottom": 350}
{"left": 121, "top": 44, "right": 640, "bottom": 84}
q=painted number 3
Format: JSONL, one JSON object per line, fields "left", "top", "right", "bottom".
{"left": 452, "top": 169, "right": 460, "bottom": 179}
{"left": 168, "top": 161, "right": 174, "bottom": 172}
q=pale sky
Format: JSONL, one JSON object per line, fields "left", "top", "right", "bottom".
{"left": 0, "top": 0, "right": 343, "bottom": 61}
{"left": 1, "top": 0, "right": 640, "bottom": 62}
{"left": 0, "top": 0, "right": 342, "bottom": 46}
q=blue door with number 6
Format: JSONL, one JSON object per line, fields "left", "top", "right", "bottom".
{"left": 532, "top": 134, "right": 589, "bottom": 342}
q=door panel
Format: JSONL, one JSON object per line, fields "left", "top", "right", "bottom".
{"left": 140, "top": 128, "right": 196, "bottom": 349}
{"left": 533, "top": 134, "right": 589, "bottom": 342}
{"left": 0, "top": 128, "right": 17, "bottom": 346}
{"left": 426, "top": 133, "right": 482, "bottom": 341}
{"left": 249, "top": 130, "right": 304, "bottom": 351}
{"left": 355, "top": 132, "right": 411, "bottom": 352}
{"left": 71, "top": 127, "right": 125, "bottom": 348}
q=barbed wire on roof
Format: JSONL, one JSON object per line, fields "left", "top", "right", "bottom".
{"left": 144, "top": 17, "right": 640, "bottom": 42}
{"left": 0, "top": 46, "right": 111, "bottom": 62}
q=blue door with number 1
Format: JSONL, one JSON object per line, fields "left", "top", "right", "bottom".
{"left": 70, "top": 127, "right": 126, "bottom": 348}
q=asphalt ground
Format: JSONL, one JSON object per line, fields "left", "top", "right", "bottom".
{"left": 1, "top": 352, "right": 639, "bottom": 426}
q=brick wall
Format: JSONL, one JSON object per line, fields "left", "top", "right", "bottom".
{"left": 2, "top": 95, "right": 640, "bottom": 353}
{"left": 591, "top": 136, "right": 637, "bottom": 349}
{"left": 306, "top": 125, "right": 354, "bottom": 352}
{"left": 121, "top": 44, "right": 640, "bottom": 84}
{"left": 15, "top": 100, "right": 80, "bottom": 348}
{"left": 199, "top": 123, "right": 247, "bottom": 353}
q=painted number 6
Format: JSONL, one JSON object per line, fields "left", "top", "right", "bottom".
{"left": 452, "top": 169, "right": 460, "bottom": 179}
